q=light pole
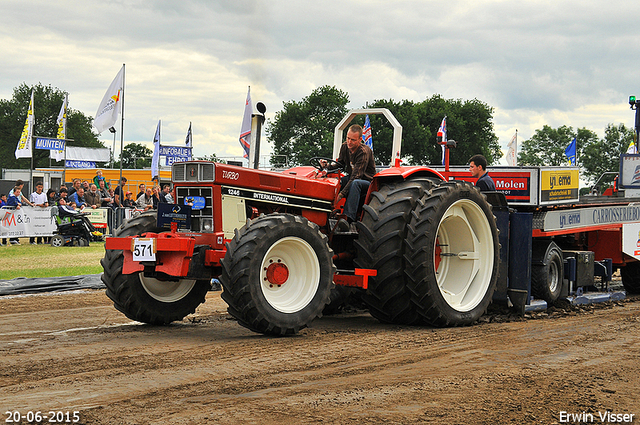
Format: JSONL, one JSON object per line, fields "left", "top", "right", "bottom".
{"left": 109, "top": 126, "right": 116, "bottom": 168}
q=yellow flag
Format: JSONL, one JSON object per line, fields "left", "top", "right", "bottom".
{"left": 15, "top": 90, "right": 34, "bottom": 159}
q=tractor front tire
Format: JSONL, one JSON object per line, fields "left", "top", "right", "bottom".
{"left": 220, "top": 214, "right": 335, "bottom": 336}
{"left": 405, "top": 180, "right": 500, "bottom": 327}
{"left": 101, "top": 211, "right": 211, "bottom": 325}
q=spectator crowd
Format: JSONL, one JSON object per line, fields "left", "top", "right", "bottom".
{"left": 1, "top": 170, "right": 174, "bottom": 246}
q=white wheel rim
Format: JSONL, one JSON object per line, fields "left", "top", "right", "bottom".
{"left": 435, "top": 199, "right": 494, "bottom": 312}
{"left": 139, "top": 275, "right": 197, "bottom": 303}
{"left": 548, "top": 258, "right": 559, "bottom": 293}
{"left": 260, "top": 236, "right": 320, "bottom": 313}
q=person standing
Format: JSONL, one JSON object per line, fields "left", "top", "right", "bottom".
{"left": 155, "top": 185, "right": 166, "bottom": 206}
{"left": 136, "top": 183, "right": 146, "bottom": 200}
{"left": 114, "top": 177, "right": 127, "bottom": 208}
{"left": 7, "top": 188, "right": 23, "bottom": 208}
{"left": 9, "top": 180, "right": 34, "bottom": 207}
{"left": 29, "top": 181, "right": 48, "bottom": 244}
{"left": 136, "top": 187, "right": 154, "bottom": 211}
{"left": 6, "top": 187, "right": 23, "bottom": 245}
{"left": 98, "top": 179, "right": 112, "bottom": 208}
{"left": 162, "top": 184, "right": 174, "bottom": 203}
{"left": 122, "top": 191, "right": 135, "bottom": 208}
{"left": 68, "top": 187, "right": 87, "bottom": 210}
{"left": 84, "top": 184, "right": 102, "bottom": 209}
{"left": 93, "top": 169, "right": 109, "bottom": 190}
{"left": 67, "top": 178, "right": 82, "bottom": 198}
{"left": 469, "top": 154, "right": 496, "bottom": 192}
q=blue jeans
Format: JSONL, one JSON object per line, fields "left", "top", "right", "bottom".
{"left": 341, "top": 177, "right": 370, "bottom": 222}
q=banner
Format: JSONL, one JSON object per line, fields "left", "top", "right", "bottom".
{"left": 0, "top": 207, "right": 57, "bottom": 238}
{"left": 159, "top": 146, "right": 191, "bottom": 157}
{"left": 84, "top": 208, "right": 109, "bottom": 229}
{"left": 35, "top": 138, "right": 66, "bottom": 150}
{"left": 94, "top": 65, "right": 124, "bottom": 134}
{"left": 15, "top": 90, "right": 34, "bottom": 159}
{"left": 165, "top": 156, "right": 186, "bottom": 166}
{"left": 55, "top": 146, "right": 110, "bottom": 162}
{"left": 66, "top": 160, "right": 97, "bottom": 168}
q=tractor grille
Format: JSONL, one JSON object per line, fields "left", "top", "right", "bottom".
{"left": 176, "top": 186, "right": 213, "bottom": 233}
{"left": 172, "top": 162, "right": 215, "bottom": 182}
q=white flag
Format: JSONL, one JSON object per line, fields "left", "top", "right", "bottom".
{"left": 94, "top": 65, "right": 124, "bottom": 134}
{"left": 627, "top": 140, "right": 637, "bottom": 154}
{"left": 51, "top": 93, "right": 67, "bottom": 161}
{"left": 239, "top": 87, "right": 252, "bottom": 159}
{"left": 506, "top": 132, "right": 517, "bottom": 166}
{"left": 151, "top": 120, "right": 161, "bottom": 179}
{"left": 15, "top": 90, "right": 34, "bottom": 159}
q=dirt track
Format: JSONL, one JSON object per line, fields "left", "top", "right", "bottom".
{"left": 1, "top": 289, "right": 639, "bottom": 424}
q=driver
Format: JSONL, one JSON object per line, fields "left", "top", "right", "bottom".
{"left": 321, "top": 124, "right": 376, "bottom": 224}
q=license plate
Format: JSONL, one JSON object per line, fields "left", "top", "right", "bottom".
{"left": 132, "top": 238, "right": 156, "bottom": 261}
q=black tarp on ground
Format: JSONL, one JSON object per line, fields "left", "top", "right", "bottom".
{"left": 0, "top": 274, "right": 105, "bottom": 296}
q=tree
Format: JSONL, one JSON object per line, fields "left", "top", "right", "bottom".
{"left": 268, "top": 88, "right": 500, "bottom": 168}
{"left": 118, "top": 143, "right": 153, "bottom": 169}
{"left": 0, "top": 83, "right": 104, "bottom": 170}
{"left": 268, "top": 85, "right": 349, "bottom": 167}
{"left": 363, "top": 95, "right": 500, "bottom": 166}
{"left": 580, "top": 123, "right": 633, "bottom": 186}
{"left": 517, "top": 125, "right": 598, "bottom": 167}
{"left": 197, "top": 153, "right": 226, "bottom": 164}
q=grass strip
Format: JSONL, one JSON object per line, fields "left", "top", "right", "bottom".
{"left": 0, "top": 239, "right": 105, "bottom": 280}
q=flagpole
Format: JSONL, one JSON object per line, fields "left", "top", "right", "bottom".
{"left": 29, "top": 90, "right": 34, "bottom": 192}
{"left": 119, "top": 63, "right": 125, "bottom": 184}
{"left": 30, "top": 143, "right": 33, "bottom": 194}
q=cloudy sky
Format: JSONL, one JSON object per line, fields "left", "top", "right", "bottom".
{"left": 2, "top": 0, "right": 639, "bottom": 166}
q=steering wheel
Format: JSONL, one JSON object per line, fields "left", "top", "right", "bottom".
{"left": 309, "top": 157, "right": 343, "bottom": 172}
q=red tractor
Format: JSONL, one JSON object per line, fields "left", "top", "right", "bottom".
{"left": 102, "top": 109, "right": 500, "bottom": 335}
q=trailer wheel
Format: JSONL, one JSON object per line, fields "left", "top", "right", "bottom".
{"left": 531, "top": 241, "right": 563, "bottom": 303}
{"left": 405, "top": 181, "right": 499, "bottom": 327}
{"left": 355, "top": 178, "right": 434, "bottom": 324}
{"left": 621, "top": 262, "right": 640, "bottom": 294}
{"left": 220, "top": 214, "right": 334, "bottom": 336}
{"left": 101, "top": 211, "right": 211, "bottom": 325}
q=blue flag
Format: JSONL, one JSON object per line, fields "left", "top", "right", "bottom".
{"left": 565, "top": 137, "right": 577, "bottom": 166}
{"left": 362, "top": 114, "right": 373, "bottom": 151}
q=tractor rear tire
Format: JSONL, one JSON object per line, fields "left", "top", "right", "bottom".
{"left": 101, "top": 211, "right": 211, "bottom": 325}
{"left": 531, "top": 241, "right": 563, "bottom": 303}
{"left": 220, "top": 214, "right": 335, "bottom": 336}
{"left": 405, "top": 180, "right": 499, "bottom": 327}
{"left": 355, "top": 178, "right": 434, "bottom": 325}
{"left": 621, "top": 261, "right": 640, "bottom": 294}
